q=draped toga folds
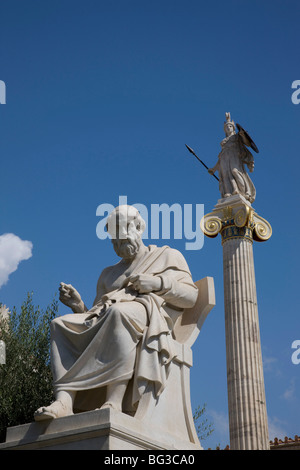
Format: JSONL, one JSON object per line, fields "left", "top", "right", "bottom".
{"left": 50, "top": 245, "right": 198, "bottom": 412}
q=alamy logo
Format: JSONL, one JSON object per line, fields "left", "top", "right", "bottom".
{"left": 291, "top": 80, "right": 300, "bottom": 105}
{"left": 0, "top": 81, "right": 6, "bottom": 104}
{"left": 96, "top": 196, "right": 205, "bottom": 251}
{"left": 291, "top": 340, "right": 300, "bottom": 365}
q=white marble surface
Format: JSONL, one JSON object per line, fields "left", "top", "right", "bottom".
{"left": 222, "top": 233, "right": 269, "bottom": 449}
{"left": 0, "top": 408, "right": 201, "bottom": 450}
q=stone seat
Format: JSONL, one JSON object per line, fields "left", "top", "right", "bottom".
{"left": 131, "top": 276, "right": 216, "bottom": 447}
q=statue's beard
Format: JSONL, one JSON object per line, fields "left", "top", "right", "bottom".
{"left": 112, "top": 235, "right": 141, "bottom": 260}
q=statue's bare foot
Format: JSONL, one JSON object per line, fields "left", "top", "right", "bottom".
{"left": 34, "top": 400, "right": 73, "bottom": 421}
{"left": 96, "top": 380, "right": 127, "bottom": 413}
{"left": 98, "top": 401, "right": 122, "bottom": 412}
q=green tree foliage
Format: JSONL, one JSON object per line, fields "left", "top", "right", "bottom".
{"left": 0, "top": 294, "right": 58, "bottom": 442}
{"left": 193, "top": 403, "right": 214, "bottom": 442}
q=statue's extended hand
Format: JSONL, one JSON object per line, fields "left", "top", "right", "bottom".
{"left": 59, "top": 282, "right": 85, "bottom": 312}
{"left": 129, "top": 274, "right": 162, "bottom": 294}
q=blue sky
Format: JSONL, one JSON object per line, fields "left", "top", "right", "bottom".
{"left": 0, "top": 0, "right": 299, "bottom": 449}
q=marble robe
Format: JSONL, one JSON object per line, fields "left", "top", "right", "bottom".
{"left": 50, "top": 245, "right": 198, "bottom": 412}
{"left": 216, "top": 133, "right": 256, "bottom": 202}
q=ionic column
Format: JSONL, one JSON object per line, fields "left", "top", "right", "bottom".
{"left": 201, "top": 194, "right": 272, "bottom": 450}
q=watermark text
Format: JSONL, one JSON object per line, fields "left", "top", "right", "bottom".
{"left": 291, "top": 340, "right": 300, "bottom": 365}
{"left": 0, "top": 80, "right": 6, "bottom": 104}
{"left": 96, "top": 196, "right": 204, "bottom": 251}
{"left": 291, "top": 80, "right": 300, "bottom": 104}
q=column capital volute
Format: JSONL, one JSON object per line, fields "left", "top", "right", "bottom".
{"left": 200, "top": 195, "right": 272, "bottom": 243}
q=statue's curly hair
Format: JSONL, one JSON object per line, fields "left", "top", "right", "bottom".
{"left": 106, "top": 205, "right": 146, "bottom": 239}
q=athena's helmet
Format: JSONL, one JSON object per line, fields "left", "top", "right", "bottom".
{"left": 223, "top": 112, "right": 236, "bottom": 133}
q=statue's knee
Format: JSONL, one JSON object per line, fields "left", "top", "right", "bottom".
{"left": 107, "top": 304, "right": 123, "bottom": 321}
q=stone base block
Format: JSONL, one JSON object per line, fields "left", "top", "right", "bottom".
{"left": 0, "top": 408, "right": 202, "bottom": 450}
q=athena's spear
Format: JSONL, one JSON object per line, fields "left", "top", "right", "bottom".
{"left": 185, "top": 144, "right": 219, "bottom": 182}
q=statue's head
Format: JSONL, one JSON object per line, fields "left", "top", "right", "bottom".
{"left": 223, "top": 112, "right": 236, "bottom": 137}
{"left": 106, "top": 205, "right": 146, "bottom": 259}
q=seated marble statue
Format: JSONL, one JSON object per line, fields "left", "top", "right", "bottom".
{"left": 34, "top": 205, "right": 198, "bottom": 421}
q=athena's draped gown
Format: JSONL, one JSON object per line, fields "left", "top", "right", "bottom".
{"left": 215, "top": 133, "right": 256, "bottom": 203}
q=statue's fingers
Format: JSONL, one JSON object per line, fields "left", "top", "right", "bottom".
{"left": 59, "top": 286, "right": 69, "bottom": 296}
{"left": 132, "top": 281, "right": 141, "bottom": 291}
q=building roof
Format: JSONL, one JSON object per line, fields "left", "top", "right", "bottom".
{"left": 207, "top": 435, "right": 300, "bottom": 450}
{"left": 270, "top": 435, "right": 300, "bottom": 450}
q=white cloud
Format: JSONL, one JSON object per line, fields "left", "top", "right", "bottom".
{"left": 268, "top": 415, "right": 288, "bottom": 441}
{"left": 0, "top": 233, "right": 33, "bottom": 288}
{"left": 282, "top": 378, "right": 296, "bottom": 401}
{"left": 200, "top": 408, "right": 230, "bottom": 449}
{"left": 263, "top": 354, "right": 278, "bottom": 372}
{"left": 209, "top": 409, "right": 229, "bottom": 436}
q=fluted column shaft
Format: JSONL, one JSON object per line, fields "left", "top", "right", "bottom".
{"left": 222, "top": 234, "right": 269, "bottom": 449}
{"left": 201, "top": 195, "right": 272, "bottom": 450}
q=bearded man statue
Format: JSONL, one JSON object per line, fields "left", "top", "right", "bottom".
{"left": 34, "top": 205, "right": 198, "bottom": 421}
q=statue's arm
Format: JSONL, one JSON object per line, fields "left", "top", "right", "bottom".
{"left": 129, "top": 250, "right": 198, "bottom": 309}
{"left": 208, "top": 159, "right": 220, "bottom": 175}
{"left": 59, "top": 282, "right": 88, "bottom": 313}
{"left": 72, "top": 299, "right": 89, "bottom": 314}
{"left": 155, "top": 270, "right": 198, "bottom": 309}
{"left": 129, "top": 271, "right": 197, "bottom": 308}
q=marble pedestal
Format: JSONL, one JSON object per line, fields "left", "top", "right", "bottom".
{"left": 201, "top": 195, "right": 272, "bottom": 450}
{"left": 0, "top": 408, "right": 202, "bottom": 450}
